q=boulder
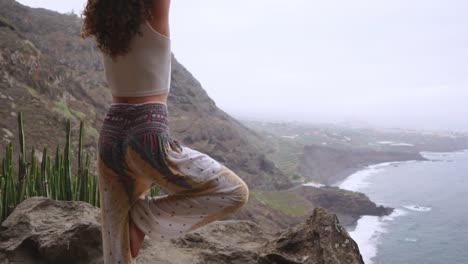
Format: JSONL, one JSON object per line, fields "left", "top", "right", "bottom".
{"left": 0, "top": 197, "right": 102, "bottom": 264}
{"left": 0, "top": 198, "right": 363, "bottom": 264}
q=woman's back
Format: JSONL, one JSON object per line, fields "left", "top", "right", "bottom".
{"left": 102, "top": 21, "right": 172, "bottom": 97}
{"left": 82, "top": 0, "right": 172, "bottom": 103}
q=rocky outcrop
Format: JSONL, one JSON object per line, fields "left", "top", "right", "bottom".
{"left": 0, "top": 197, "right": 364, "bottom": 264}
{"left": 293, "top": 186, "right": 393, "bottom": 227}
{"left": 0, "top": 198, "right": 102, "bottom": 264}
{"left": 260, "top": 207, "right": 364, "bottom": 264}
{"left": 236, "top": 185, "right": 393, "bottom": 234}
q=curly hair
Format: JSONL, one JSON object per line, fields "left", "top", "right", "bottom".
{"left": 81, "top": 0, "right": 154, "bottom": 58}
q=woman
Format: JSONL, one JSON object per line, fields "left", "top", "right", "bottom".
{"left": 81, "top": 1, "right": 250, "bottom": 263}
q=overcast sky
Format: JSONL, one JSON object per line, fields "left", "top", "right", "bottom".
{"left": 17, "top": 0, "right": 468, "bottom": 132}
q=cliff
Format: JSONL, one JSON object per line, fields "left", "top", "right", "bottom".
{"left": 0, "top": 197, "right": 364, "bottom": 264}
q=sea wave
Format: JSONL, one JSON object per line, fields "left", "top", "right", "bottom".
{"left": 403, "top": 205, "right": 432, "bottom": 212}
{"left": 342, "top": 149, "right": 468, "bottom": 263}
{"left": 338, "top": 160, "right": 418, "bottom": 263}
{"left": 338, "top": 161, "right": 415, "bottom": 192}
{"left": 302, "top": 182, "right": 325, "bottom": 188}
{"left": 421, "top": 149, "right": 468, "bottom": 161}
{"left": 348, "top": 209, "right": 407, "bottom": 264}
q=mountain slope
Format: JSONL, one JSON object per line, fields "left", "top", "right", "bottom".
{"left": 0, "top": 0, "right": 292, "bottom": 190}
{"left": 0, "top": 0, "right": 395, "bottom": 233}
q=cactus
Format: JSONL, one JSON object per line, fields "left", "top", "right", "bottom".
{"left": 16, "top": 112, "right": 27, "bottom": 205}
{"left": 0, "top": 112, "right": 99, "bottom": 222}
{"left": 0, "top": 111, "right": 160, "bottom": 222}
{"left": 41, "top": 147, "right": 49, "bottom": 197}
{"left": 63, "top": 119, "right": 72, "bottom": 200}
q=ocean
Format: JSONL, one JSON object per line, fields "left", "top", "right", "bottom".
{"left": 338, "top": 150, "right": 468, "bottom": 264}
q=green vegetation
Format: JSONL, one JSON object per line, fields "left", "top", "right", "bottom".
{"left": 51, "top": 97, "right": 100, "bottom": 140}
{"left": 23, "top": 84, "right": 39, "bottom": 98}
{"left": 0, "top": 16, "right": 16, "bottom": 31}
{"left": 267, "top": 137, "right": 304, "bottom": 180}
{"left": 22, "top": 40, "right": 40, "bottom": 56}
{"left": 251, "top": 189, "right": 310, "bottom": 217}
{"left": 0, "top": 112, "right": 161, "bottom": 223}
{"left": 70, "top": 108, "right": 86, "bottom": 120}
{"left": 53, "top": 98, "right": 87, "bottom": 123}
{"left": 53, "top": 97, "right": 76, "bottom": 121}
{"left": 0, "top": 112, "right": 97, "bottom": 222}
{"left": 86, "top": 126, "right": 99, "bottom": 140}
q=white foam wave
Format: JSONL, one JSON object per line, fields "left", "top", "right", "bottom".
{"left": 421, "top": 149, "right": 468, "bottom": 162}
{"left": 339, "top": 162, "right": 414, "bottom": 263}
{"left": 338, "top": 168, "right": 381, "bottom": 191}
{"left": 281, "top": 134, "right": 299, "bottom": 139}
{"left": 403, "top": 205, "right": 432, "bottom": 212}
{"left": 376, "top": 141, "right": 415, "bottom": 147}
{"left": 302, "top": 182, "right": 325, "bottom": 188}
{"left": 338, "top": 161, "right": 417, "bottom": 192}
{"left": 338, "top": 163, "right": 393, "bottom": 191}
{"left": 404, "top": 238, "right": 418, "bottom": 242}
{"left": 348, "top": 209, "right": 407, "bottom": 264}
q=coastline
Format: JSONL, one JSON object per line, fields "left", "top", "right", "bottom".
{"left": 299, "top": 144, "right": 428, "bottom": 186}
{"left": 338, "top": 149, "right": 468, "bottom": 264}
{"left": 336, "top": 148, "right": 468, "bottom": 192}
{"left": 337, "top": 160, "right": 416, "bottom": 264}
{"left": 336, "top": 160, "right": 419, "bottom": 191}
{"left": 329, "top": 154, "right": 430, "bottom": 187}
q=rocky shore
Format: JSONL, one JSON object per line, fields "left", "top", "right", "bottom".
{"left": 233, "top": 185, "right": 393, "bottom": 235}
{"left": 0, "top": 197, "right": 364, "bottom": 264}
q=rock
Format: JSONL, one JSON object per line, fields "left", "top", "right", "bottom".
{"left": 260, "top": 208, "right": 364, "bottom": 264}
{"left": 0, "top": 198, "right": 364, "bottom": 264}
{"left": 0, "top": 197, "right": 102, "bottom": 264}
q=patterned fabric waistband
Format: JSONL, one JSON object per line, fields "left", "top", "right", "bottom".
{"left": 102, "top": 102, "right": 169, "bottom": 133}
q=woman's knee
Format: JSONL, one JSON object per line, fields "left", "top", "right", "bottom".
{"left": 237, "top": 181, "right": 250, "bottom": 208}
{"left": 228, "top": 173, "right": 250, "bottom": 209}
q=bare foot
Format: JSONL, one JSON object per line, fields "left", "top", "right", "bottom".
{"left": 129, "top": 219, "right": 146, "bottom": 258}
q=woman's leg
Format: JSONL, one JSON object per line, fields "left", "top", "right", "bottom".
{"left": 97, "top": 102, "right": 248, "bottom": 261}
{"left": 125, "top": 136, "right": 250, "bottom": 243}
{"left": 97, "top": 104, "right": 159, "bottom": 264}
{"left": 129, "top": 217, "right": 145, "bottom": 257}
{"left": 97, "top": 154, "right": 134, "bottom": 264}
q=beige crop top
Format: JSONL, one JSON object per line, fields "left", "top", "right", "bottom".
{"left": 102, "top": 21, "right": 171, "bottom": 97}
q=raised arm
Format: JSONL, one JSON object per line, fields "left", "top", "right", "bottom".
{"left": 148, "top": 0, "right": 171, "bottom": 38}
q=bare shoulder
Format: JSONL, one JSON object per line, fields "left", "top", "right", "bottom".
{"left": 148, "top": 0, "right": 171, "bottom": 37}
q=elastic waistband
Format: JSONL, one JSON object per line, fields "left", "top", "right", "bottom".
{"left": 111, "top": 101, "right": 167, "bottom": 106}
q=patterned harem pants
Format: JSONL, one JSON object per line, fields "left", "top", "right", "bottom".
{"left": 97, "top": 102, "right": 250, "bottom": 264}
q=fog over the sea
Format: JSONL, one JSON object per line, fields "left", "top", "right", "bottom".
{"left": 18, "top": 0, "right": 468, "bottom": 132}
